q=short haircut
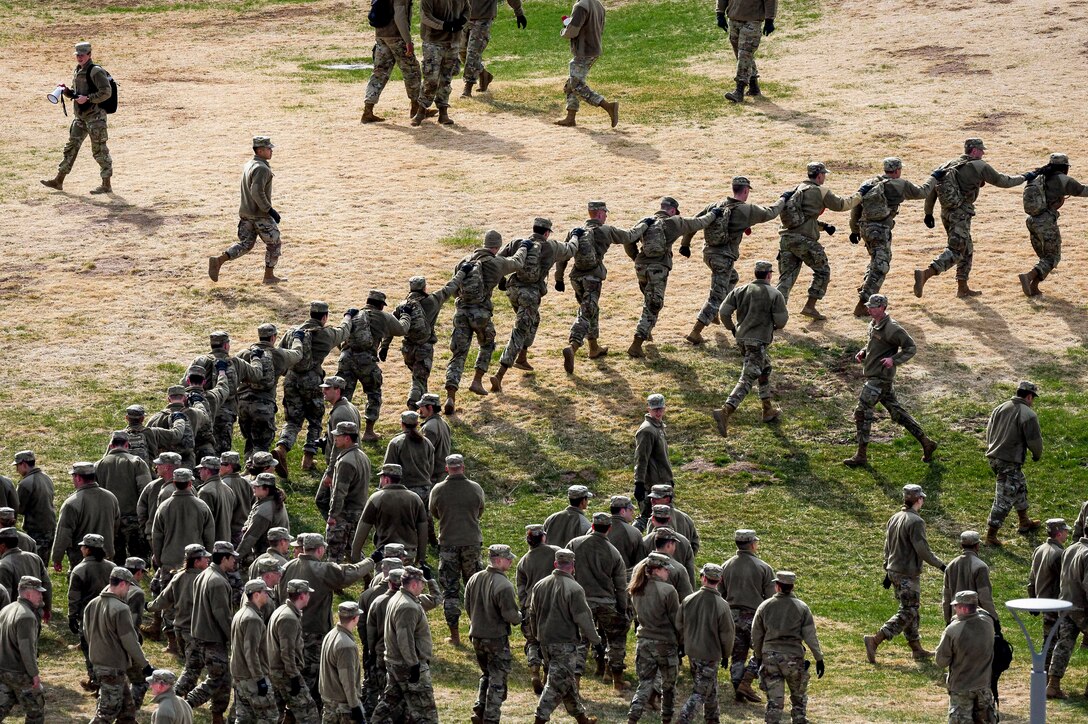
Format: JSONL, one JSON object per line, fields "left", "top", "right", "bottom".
{"left": 1016, "top": 389, "right": 1033, "bottom": 399}
{"left": 591, "top": 522, "right": 610, "bottom": 533}
{"left": 778, "top": 582, "right": 794, "bottom": 595}
{"left": 755, "top": 270, "right": 770, "bottom": 280}
{"left": 339, "top": 612, "right": 360, "bottom": 624}
{"left": 732, "top": 185, "right": 746, "bottom": 194}
{"left": 533, "top": 225, "right": 549, "bottom": 235}
{"left": 212, "top": 551, "right": 233, "bottom": 565}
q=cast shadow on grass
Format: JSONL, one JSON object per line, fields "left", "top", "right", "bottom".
{"left": 378, "top": 121, "right": 527, "bottom": 160}
{"left": 768, "top": 425, "right": 879, "bottom": 523}
{"left": 1034, "top": 294, "right": 1088, "bottom": 348}
{"left": 62, "top": 192, "right": 167, "bottom": 235}
{"left": 751, "top": 99, "right": 833, "bottom": 136}
{"left": 920, "top": 297, "right": 1032, "bottom": 374}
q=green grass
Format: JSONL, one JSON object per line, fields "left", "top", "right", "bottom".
{"left": 437, "top": 226, "right": 484, "bottom": 249}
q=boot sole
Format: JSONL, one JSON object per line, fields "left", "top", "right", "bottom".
{"left": 512, "top": 362, "right": 533, "bottom": 371}
{"left": 922, "top": 441, "right": 938, "bottom": 462}
{"left": 489, "top": 376, "right": 502, "bottom": 393}
{"left": 685, "top": 335, "right": 703, "bottom": 345}
{"left": 208, "top": 257, "right": 220, "bottom": 282}
{"left": 843, "top": 458, "right": 866, "bottom": 468}
{"left": 800, "top": 309, "right": 826, "bottom": 320}
{"left": 587, "top": 347, "right": 608, "bottom": 359}
{"left": 563, "top": 347, "right": 575, "bottom": 374}
{"left": 1019, "top": 273, "right": 1033, "bottom": 297}
{"left": 913, "top": 269, "right": 925, "bottom": 298}
{"left": 864, "top": 636, "right": 878, "bottom": 664}
{"left": 609, "top": 101, "right": 619, "bottom": 128}
{"left": 711, "top": 409, "right": 728, "bottom": 438}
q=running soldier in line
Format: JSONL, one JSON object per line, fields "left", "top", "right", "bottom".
{"left": 398, "top": 270, "right": 463, "bottom": 410}
{"left": 236, "top": 324, "right": 302, "bottom": 457}
{"left": 1018, "top": 153, "right": 1088, "bottom": 296}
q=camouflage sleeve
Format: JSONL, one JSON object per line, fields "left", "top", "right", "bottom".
{"left": 979, "top": 161, "right": 1025, "bottom": 188}
{"left": 821, "top": 186, "right": 862, "bottom": 212}
{"left": 673, "top": 211, "right": 716, "bottom": 240}
{"left": 924, "top": 182, "right": 937, "bottom": 216}
{"left": 248, "top": 164, "right": 274, "bottom": 213}
{"left": 745, "top": 197, "right": 785, "bottom": 227}
{"left": 87, "top": 65, "right": 113, "bottom": 104}
{"left": 494, "top": 244, "right": 529, "bottom": 275}
{"left": 430, "top": 269, "right": 464, "bottom": 306}
{"left": 899, "top": 175, "right": 937, "bottom": 201}
{"left": 552, "top": 237, "right": 579, "bottom": 265}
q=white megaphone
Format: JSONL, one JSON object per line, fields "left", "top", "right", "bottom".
{"left": 47, "top": 85, "right": 66, "bottom": 104}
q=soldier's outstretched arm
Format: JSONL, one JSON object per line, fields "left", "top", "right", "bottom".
{"left": 748, "top": 196, "right": 786, "bottom": 225}
{"left": 821, "top": 186, "right": 862, "bottom": 212}
{"left": 980, "top": 162, "right": 1026, "bottom": 188}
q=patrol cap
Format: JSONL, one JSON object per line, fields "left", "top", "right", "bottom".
{"left": 69, "top": 461, "right": 95, "bottom": 476}
{"left": 252, "top": 136, "right": 274, "bottom": 149}
{"left": 775, "top": 570, "right": 796, "bottom": 585}
{"left": 253, "top": 472, "right": 277, "bottom": 487}
{"left": 167, "top": 385, "right": 187, "bottom": 397}
{"left": 445, "top": 453, "right": 464, "bottom": 467}
{"left": 380, "top": 463, "right": 402, "bottom": 478}
{"left": 367, "top": 289, "right": 387, "bottom": 306}
{"left": 701, "top": 563, "right": 724, "bottom": 581}
{"left": 592, "top": 512, "right": 612, "bottom": 525}
{"left": 256, "top": 558, "right": 284, "bottom": 574}
{"left": 338, "top": 601, "right": 362, "bottom": 617}
{"left": 959, "top": 530, "right": 981, "bottom": 546}
{"left": 18, "top": 576, "right": 47, "bottom": 592}
{"left": 220, "top": 451, "right": 241, "bottom": 466}
{"left": 732, "top": 176, "right": 752, "bottom": 188}
{"left": 332, "top": 421, "right": 359, "bottom": 436}
{"left": 754, "top": 260, "right": 773, "bottom": 273}
{"left": 198, "top": 455, "right": 221, "bottom": 470}
{"left": 74, "top": 42, "right": 92, "bottom": 55}
{"left": 653, "top": 527, "right": 678, "bottom": 542}
{"left": 212, "top": 541, "right": 237, "bottom": 555}
{"left": 525, "top": 524, "right": 546, "bottom": 536}
{"left": 400, "top": 410, "right": 419, "bottom": 425}
{"left": 244, "top": 579, "right": 269, "bottom": 595}
{"left": 1047, "top": 518, "right": 1070, "bottom": 533}
{"left": 1017, "top": 380, "right": 1039, "bottom": 396}
{"left": 153, "top": 452, "right": 181, "bottom": 465}
{"left": 172, "top": 468, "right": 194, "bottom": 483}
{"left": 735, "top": 529, "right": 760, "bottom": 543}
{"left": 1049, "top": 153, "right": 1070, "bottom": 166}
{"left": 610, "top": 495, "right": 633, "bottom": 509}
{"left": 310, "top": 300, "right": 329, "bottom": 315}
{"left": 125, "top": 557, "right": 148, "bottom": 571}
{"left": 381, "top": 559, "right": 404, "bottom": 573}
{"left": 184, "top": 544, "right": 210, "bottom": 559}
{"left": 409, "top": 275, "right": 427, "bottom": 292}
{"left": 647, "top": 393, "right": 665, "bottom": 410}
{"left": 567, "top": 485, "right": 593, "bottom": 500}
{"left": 646, "top": 552, "right": 671, "bottom": 568}
{"left": 807, "top": 161, "right": 829, "bottom": 176}
{"left": 0, "top": 527, "right": 17, "bottom": 542}
{"left": 866, "top": 294, "right": 889, "bottom": 308}
{"left": 295, "top": 533, "right": 326, "bottom": 550}
{"left": 0, "top": 508, "right": 14, "bottom": 520}
{"left": 902, "top": 484, "right": 926, "bottom": 499}
{"left": 110, "top": 430, "right": 130, "bottom": 444}
{"left": 419, "top": 393, "right": 441, "bottom": 408}
{"left": 554, "top": 548, "right": 576, "bottom": 564}
{"left": 186, "top": 364, "right": 207, "bottom": 379}
{"left": 147, "top": 669, "right": 178, "bottom": 686}
{"left": 649, "top": 485, "right": 674, "bottom": 499}
{"left": 250, "top": 451, "right": 274, "bottom": 467}
{"left": 209, "top": 330, "right": 230, "bottom": 345}
{"left": 125, "top": 405, "right": 146, "bottom": 418}
{"left": 286, "top": 579, "right": 314, "bottom": 594}
{"left": 386, "top": 567, "right": 406, "bottom": 583}
{"left": 660, "top": 196, "right": 680, "bottom": 209}
{"left": 110, "top": 566, "right": 136, "bottom": 584}
{"left": 953, "top": 590, "right": 979, "bottom": 605}
{"left": 401, "top": 565, "right": 425, "bottom": 582}
{"left": 13, "top": 451, "right": 35, "bottom": 465}
{"left": 383, "top": 542, "right": 407, "bottom": 559}
{"left": 257, "top": 322, "right": 278, "bottom": 338}
{"left": 79, "top": 533, "right": 104, "bottom": 548}
{"left": 488, "top": 544, "right": 516, "bottom": 560}
{"left": 588, "top": 200, "right": 608, "bottom": 211}
{"left": 964, "top": 138, "right": 986, "bottom": 152}
{"left": 651, "top": 505, "right": 672, "bottom": 520}
{"left": 534, "top": 217, "right": 553, "bottom": 231}
{"left": 320, "top": 376, "right": 347, "bottom": 390}
{"left": 483, "top": 230, "right": 503, "bottom": 248}
{"left": 882, "top": 157, "right": 903, "bottom": 172}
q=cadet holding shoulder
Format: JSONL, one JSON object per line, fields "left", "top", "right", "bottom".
{"left": 399, "top": 271, "right": 464, "bottom": 409}
{"left": 1019, "top": 153, "right": 1088, "bottom": 296}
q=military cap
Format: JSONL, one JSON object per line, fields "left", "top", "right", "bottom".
{"left": 166, "top": 385, "right": 187, "bottom": 397}
{"left": 381, "top": 559, "right": 404, "bottom": 573}
{"left": 754, "top": 260, "right": 774, "bottom": 273}
{"left": 1017, "top": 380, "right": 1039, "bottom": 395}
{"left": 320, "top": 376, "right": 347, "bottom": 390}
{"left": 252, "top": 472, "right": 277, "bottom": 487}
{"left": 296, "top": 533, "right": 326, "bottom": 550}
{"left": 735, "top": 529, "right": 760, "bottom": 543}
{"left": 409, "top": 275, "right": 427, "bottom": 292}
{"left": 775, "top": 570, "right": 796, "bottom": 585}
{"left": 419, "top": 393, "right": 441, "bottom": 408}
{"left": 381, "top": 463, "right": 402, "bottom": 478}
{"left": 646, "top": 393, "right": 665, "bottom": 410}
{"left": 588, "top": 200, "right": 608, "bottom": 211}
{"left": 198, "top": 455, "right": 221, "bottom": 470}
{"left": 79, "top": 533, "right": 105, "bottom": 548}
{"left": 1049, "top": 152, "right": 1070, "bottom": 166}
{"left": 310, "top": 300, "right": 329, "bottom": 315}
{"left": 953, "top": 590, "right": 978, "bottom": 605}
{"left": 110, "top": 430, "right": 130, "bottom": 444}
{"left": 649, "top": 484, "right": 674, "bottom": 499}
{"left": 701, "top": 563, "right": 724, "bottom": 581}
{"left": 445, "top": 453, "right": 464, "bottom": 466}
{"left": 186, "top": 364, "right": 207, "bottom": 379}
{"left": 654, "top": 527, "right": 678, "bottom": 541}
{"left": 554, "top": 549, "right": 576, "bottom": 564}
{"left": 212, "top": 541, "right": 237, "bottom": 555}
{"left": 488, "top": 544, "right": 516, "bottom": 560}
{"left": 592, "top": 512, "right": 612, "bottom": 525}
{"left": 401, "top": 410, "right": 420, "bottom": 425}
{"left": 125, "top": 557, "right": 148, "bottom": 571}
{"left": 12, "top": 451, "right": 34, "bottom": 465}
{"left": 172, "top": 468, "right": 194, "bottom": 483}
{"left": 256, "top": 558, "right": 284, "bottom": 574}
{"left": 401, "top": 565, "right": 425, "bottom": 582}
{"left": 902, "top": 484, "right": 926, "bottom": 499}
{"left": 0, "top": 508, "right": 14, "bottom": 520}
{"left": 250, "top": 451, "right": 274, "bottom": 467}
{"left": 651, "top": 505, "right": 672, "bottom": 520}
{"left": 483, "top": 230, "right": 503, "bottom": 248}
{"left": 286, "top": 579, "right": 314, "bottom": 594}
{"left": 807, "top": 161, "right": 829, "bottom": 176}
{"left": 567, "top": 484, "right": 593, "bottom": 500}
{"left": 610, "top": 495, "right": 633, "bottom": 509}
{"left": 110, "top": 566, "right": 136, "bottom": 584}
{"left": 882, "top": 157, "right": 903, "bottom": 172}
{"left": 244, "top": 579, "right": 269, "bottom": 595}
{"left": 525, "top": 524, "right": 546, "bottom": 536}
{"left": 959, "top": 530, "right": 981, "bottom": 546}
{"left": 74, "top": 42, "right": 92, "bottom": 55}
{"left": 252, "top": 136, "right": 275, "bottom": 149}
{"left": 660, "top": 197, "right": 679, "bottom": 210}
{"left": 147, "top": 669, "right": 178, "bottom": 686}
{"left": 383, "top": 542, "right": 407, "bottom": 558}
{"left": 1046, "top": 518, "right": 1070, "bottom": 533}
{"left": 209, "top": 331, "right": 230, "bottom": 345}
{"left": 153, "top": 451, "right": 181, "bottom": 465}
{"left": 338, "top": 601, "right": 362, "bottom": 617}
{"left": 69, "top": 461, "right": 95, "bottom": 476}
{"left": 18, "top": 575, "right": 47, "bottom": 592}
{"left": 0, "top": 527, "right": 18, "bottom": 540}
{"left": 646, "top": 552, "right": 671, "bottom": 568}
{"left": 125, "top": 405, "right": 146, "bottom": 417}
{"left": 386, "top": 567, "right": 406, "bottom": 583}
{"left": 732, "top": 176, "right": 752, "bottom": 188}
{"left": 257, "top": 322, "right": 278, "bottom": 337}
{"left": 184, "top": 544, "right": 210, "bottom": 559}
{"left": 533, "top": 217, "right": 554, "bottom": 231}
{"left": 866, "top": 293, "right": 889, "bottom": 308}
{"left": 332, "top": 421, "right": 359, "bottom": 436}
{"left": 367, "top": 289, "right": 388, "bottom": 306}
{"left": 964, "top": 138, "right": 985, "bottom": 152}
{"left": 219, "top": 451, "right": 240, "bottom": 466}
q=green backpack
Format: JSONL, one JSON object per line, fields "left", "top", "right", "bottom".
{"left": 860, "top": 177, "right": 892, "bottom": 222}
{"left": 780, "top": 183, "right": 812, "bottom": 229}
{"left": 1022, "top": 175, "right": 1048, "bottom": 216}
{"left": 639, "top": 218, "right": 668, "bottom": 259}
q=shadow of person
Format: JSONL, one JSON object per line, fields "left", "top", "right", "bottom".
{"left": 64, "top": 192, "right": 167, "bottom": 236}
{"left": 379, "top": 121, "right": 527, "bottom": 159}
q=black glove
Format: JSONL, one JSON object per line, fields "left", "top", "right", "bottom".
{"left": 421, "top": 562, "right": 434, "bottom": 580}
{"left": 752, "top": 657, "right": 762, "bottom": 668}
{"left": 269, "top": 208, "right": 281, "bottom": 224}
{"left": 939, "top": 563, "right": 947, "bottom": 573}
{"left": 924, "top": 214, "right": 935, "bottom": 229}
{"left": 520, "top": 238, "right": 533, "bottom": 250}
{"left": 1023, "top": 170, "right": 1039, "bottom": 182}
{"left": 516, "top": 13, "right": 527, "bottom": 28}
{"left": 370, "top": 547, "right": 384, "bottom": 563}
{"left": 639, "top": 216, "right": 656, "bottom": 227}
{"left": 882, "top": 573, "right": 892, "bottom": 589}
{"left": 711, "top": 206, "right": 725, "bottom": 218}
{"left": 187, "top": 391, "right": 204, "bottom": 405}
{"left": 763, "top": 18, "right": 775, "bottom": 35}
{"left": 858, "top": 183, "right": 874, "bottom": 196}
{"left": 215, "top": 359, "right": 229, "bottom": 373}
{"left": 378, "top": 346, "right": 389, "bottom": 362}
{"left": 409, "top": 664, "right": 421, "bottom": 683}
{"left": 68, "top": 614, "right": 79, "bottom": 634}
{"left": 257, "top": 677, "right": 269, "bottom": 696}
{"left": 822, "top": 224, "right": 836, "bottom": 236}
{"left": 497, "top": 276, "right": 507, "bottom": 292}
{"left": 716, "top": 12, "right": 726, "bottom": 29}
{"left": 292, "top": 329, "right": 306, "bottom": 342}
{"left": 931, "top": 168, "right": 947, "bottom": 180}
{"left": 143, "top": 663, "right": 155, "bottom": 678}
{"left": 555, "top": 278, "right": 565, "bottom": 293}
{"left": 453, "top": 16, "right": 468, "bottom": 31}
{"left": 457, "top": 260, "right": 475, "bottom": 275}
{"left": 816, "top": 660, "right": 825, "bottom": 678}
{"left": 350, "top": 706, "right": 366, "bottom": 722}
{"left": 170, "top": 411, "right": 186, "bottom": 422}
{"left": 442, "top": 19, "right": 457, "bottom": 31}
{"left": 570, "top": 227, "right": 585, "bottom": 238}
{"left": 679, "top": 246, "right": 691, "bottom": 258}
{"left": 250, "top": 347, "right": 265, "bottom": 359}
{"left": 289, "top": 675, "right": 302, "bottom": 696}
{"left": 345, "top": 307, "right": 360, "bottom": 318}
{"left": 849, "top": 232, "right": 861, "bottom": 245}
{"left": 633, "top": 481, "right": 645, "bottom": 503}
{"left": 780, "top": 189, "right": 795, "bottom": 201}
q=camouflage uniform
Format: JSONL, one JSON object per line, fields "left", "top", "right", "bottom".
{"left": 0, "top": 595, "right": 45, "bottom": 724}
{"left": 853, "top": 314, "right": 928, "bottom": 446}
{"left": 0, "top": 672, "right": 44, "bottom": 724}
{"left": 400, "top": 273, "right": 462, "bottom": 408}
{"left": 678, "top": 659, "right": 721, "bottom": 724}
{"left": 719, "top": 273, "right": 789, "bottom": 409}
{"left": 237, "top": 329, "right": 301, "bottom": 456}
{"left": 57, "top": 56, "right": 114, "bottom": 180}
{"left": 336, "top": 303, "right": 410, "bottom": 422}
{"left": 728, "top": 20, "right": 762, "bottom": 85}
{"left": 776, "top": 175, "right": 861, "bottom": 303}
{"left": 561, "top": 0, "right": 606, "bottom": 111}
{"left": 229, "top": 152, "right": 281, "bottom": 269}
{"left": 276, "top": 309, "right": 351, "bottom": 454}
{"left": 366, "top": 0, "right": 422, "bottom": 106}
{"left": 463, "top": 552, "right": 521, "bottom": 723}
{"left": 418, "top": 0, "right": 467, "bottom": 111}
{"left": 1020, "top": 157, "right": 1088, "bottom": 283}
{"left": 985, "top": 392, "right": 1042, "bottom": 531}
{"left": 752, "top": 579, "right": 823, "bottom": 724}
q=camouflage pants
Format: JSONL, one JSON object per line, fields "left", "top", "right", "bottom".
{"left": 271, "top": 675, "right": 319, "bottom": 723}
{"left": 880, "top": 572, "right": 921, "bottom": 641}
{"left": 930, "top": 206, "right": 974, "bottom": 281}
{"left": 92, "top": 666, "right": 136, "bottom": 724}
{"left": 445, "top": 305, "right": 496, "bottom": 389}
{"left": 569, "top": 275, "right": 603, "bottom": 345}
{"left": 677, "top": 658, "right": 721, "bottom": 724}
{"left": 730, "top": 607, "right": 760, "bottom": 686}
{"left": 238, "top": 396, "right": 277, "bottom": 455}
{"left": 126, "top": 666, "right": 148, "bottom": 709}
{"left": 499, "top": 285, "right": 543, "bottom": 367}
{"left": 536, "top": 643, "right": 587, "bottom": 720}
{"left": 629, "top": 638, "right": 678, "bottom": 721}
{"left": 325, "top": 509, "right": 362, "bottom": 563}
{"left": 854, "top": 378, "right": 926, "bottom": 445}
{"left": 565, "top": 55, "right": 604, "bottom": 111}
{"left": 322, "top": 707, "right": 356, "bottom": 724}
{"left": 0, "top": 672, "right": 45, "bottom": 724}
{"left": 1027, "top": 210, "right": 1061, "bottom": 280}
{"left": 777, "top": 233, "right": 829, "bottom": 302}
{"left": 176, "top": 632, "right": 202, "bottom": 696}
{"left": 590, "top": 604, "right": 629, "bottom": 672}
{"left": 151, "top": 568, "right": 176, "bottom": 635}
{"left": 462, "top": 19, "right": 492, "bottom": 84}
{"left": 336, "top": 350, "right": 383, "bottom": 422}
{"left": 729, "top": 19, "right": 763, "bottom": 84}
{"left": 759, "top": 651, "right": 809, "bottom": 724}
{"left": 699, "top": 249, "right": 739, "bottom": 325}
{"left": 472, "top": 636, "right": 512, "bottom": 721}
{"left": 401, "top": 341, "right": 434, "bottom": 408}
{"left": 440, "top": 544, "right": 482, "bottom": 625}
{"left": 727, "top": 341, "right": 773, "bottom": 408}
{"left": 59, "top": 113, "right": 112, "bottom": 178}
{"left": 948, "top": 687, "right": 997, "bottom": 724}
{"left": 278, "top": 369, "right": 325, "bottom": 453}
{"left": 522, "top": 620, "right": 542, "bottom": 667}
{"left": 115, "top": 513, "right": 149, "bottom": 563}
{"left": 302, "top": 631, "right": 323, "bottom": 696}
{"left": 635, "top": 264, "right": 670, "bottom": 340}
{"left": 30, "top": 532, "right": 53, "bottom": 562}
{"left": 1042, "top": 611, "right": 1058, "bottom": 668}
{"left": 186, "top": 641, "right": 232, "bottom": 714}
{"left": 1046, "top": 614, "right": 1087, "bottom": 678}
{"left": 365, "top": 38, "right": 422, "bottom": 105}
{"left": 419, "top": 42, "right": 459, "bottom": 109}
{"left": 372, "top": 663, "right": 438, "bottom": 724}
{"left": 229, "top": 219, "right": 282, "bottom": 268}
{"left": 362, "top": 657, "right": 387, "bottom": 716}
{"left": 213, "top": 409, "right": 237, "bottom": 455}
{"left": 987, "top": 458, "right": 1028, "bottom": 529}
{"left": 233, "top": 677, "right": 279, "bottom": 723}
{"left": 859, "top": 224, "right": 893, "bottom": 300}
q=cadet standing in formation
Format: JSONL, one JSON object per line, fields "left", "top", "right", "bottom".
{"left": 719, "top": 0, "right": 776, "bottom": 103}
{"left": 268, "top": 578, "right": 319, "bottom": 721}
{"left": 555, "top": 0, "right": 618, "bottom": 128}
{"left": 319, "top": 601, "right": 366, "bottom": 723}
{"left": 84, "top": 567, "right": 153, "bottom": 723}
{"left": 325, "top": 421, "right": 371, "bottom": 562}
{"left": 186, "top": 541, "right": 238, "bottom": 720}
{"left": 464, "top": 544, "right": 522, "bottom": 724}
{"left": 633, "top": 394, "right": 671, "bottom": 525}
{"left": 935, "top": 590, "right": 997, "bottom": 724}
{"left": 544, "top": 485, "right": 593, "bottom": 547}
{"left": 13, "top": 451, "right": 55, "bottom": 559}
{"left": 1019, "top": 153, "right": 1088, "bottom": 296}
{"left": 677, "top": 563, "right": 734, "bottom": 724}
{"left": 429, "top": 453, "right": 486, "bottom": 644}
{"left": 351, "top": 463, "right": 429, "bottom": 564}
{"left": 984, "top": 380, "right": 1042, "bottom": 546}
{"left": 316, "top": 375, "right": 361, "bottom": 520}
{"left": 372, "top": 565, "right": 440, "bottom": 723}
{"left": 627, "top": 551, "right": 681, "bottom": 724}
{"left": 96, "top": 431, "right": 153, "bottom": 563}
{"left": 517, "top": 524, "right": 557, "bottom": 695}
{"left": 720, "top": 528, "right": 774, "bottom": 702}
{"left": 148, "top": 669, "right": 193, "bottom": 724}
{"left": 52, "top": 461, "right": 120, "bottom": 569}
{"left": 229, "top": 578, "right": 278, "bottom": 722}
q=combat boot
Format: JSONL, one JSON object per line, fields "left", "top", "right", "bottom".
{"left": 712, "top": 403, "right": 736, "bottom": 437}
{"left": 410, "top": 99, "right": 420, "bottom": 118}
{"left": 447, "top": 622, "right": 461, "bottom": 645}
{"left": 301, "top": 451, "right": 315, "bottom": 472}
{"left": 360, "top": 103, "right": 385, "bottom": 123}
{"left": 1047, "top": 675, "right": 1067, "bottom": 699}
{"left": 90, "top": 177, "right": 112, "bottom": 194}
{"left": 272, "top": 444, "right": 289, "bottom": 478}
{"left": 612, "top": 669, "right": 630, "bottom": 693}
{"left": 469, "top": 369, "right": 489, "bottom": 396}
{"left": 599, "top": 100, "right": 620, "bottom": 128}
{"left": 685, "top": 321, "right": 706, "bottom": 345}
{"left": 444, "top": 386, "right": 457, "bottom": 415}
{"left": 587, "top": 339, "right": 608, "bottom": 359}
{"left": 919, "top": 435, "right": 938, "bottom": 463}
{"left": 647, "top": 690, "right": 660, "bottom": 711}
{"left": 461, "top": 82, "right": 474, "bottom": 98}
{"left": 279, "top": 712, "right": 297, "bottom": 724}
{"left": 362, "top": 419, "right": 379, "bottom": 443}
{"left": 438, "top": 106, "right": 455, "bottom": 125}
{"left": 913, "top": 267, "right": 936, "bottom": 298}
{"left": 263, "top": 265, "right": 284, "bottom": 284}
{"left": 843, "top": 442, "right": 868, "bottom": 468}
{"left": 985, "top": 525, "right": 1004, "bottom": 547}
{"left": 490, "top": 364, "right": 509, "bottom": 392}
{"left": 800, "top": 295, "right": 826, "bottom": 320}
{"left": 1017, "top": 509, "right": 1041, "bottom": 534}
{"left": 1029, "top": 274, "right": 1041, "bottom": 296}
{"left": 725, "top": 81, "right": 745, "bottom": 103}
{"left": 1019, "top": 269, "right": 1039, "bottom": 297}
{"left": 40, "top": 171, "right": 66, "bottom": 190}
{"left": 852, "top": 299, "right": 868, "bottom": 317}
{"left": 530, "top": 664, "right": 544, "bottom": 695}
{"left": 736, "top": 670, "right": 761, "bottom": 702}
{"left": 662, "top": 690, "right": 674, "bottom": 722}
{"left": 142, "top": 612, "right": 163, "bottom": 641}
{"left": 208, "top": 253, "right": 229, "bottom": 282}
{"left": 956, "top": 278, "right": 982, "bottom": 297}
{"left": 554, "top": 109, "right": 577, "bottom": 127}
{"left": 574, "top": 714, "right": 597, "bottom": 724}
{"left": 908, "top": 638, "right": 933, "bottom": 660}
{"left": 478, "top": 68, "right": 494, "bottom": 91}
{"left": 563, "top": 341, "right": 580, "bottom": 373}
{"left": 163, "top": 630, "right": 180, "bottom": 655}
{"left": 594, "top": 654, "right": 606, "bottom": 677}
{"left": 410, "top": 107, "right": 427, "bottom": 126}
{"left": 761, "top": 398, "right": 780, "bottom": 423}
{"left": 864, "top": 631, "right": 886, "bottom": 664}
{"left": 211, "top": 713, "right": 226, "bottom": 724}
{"left": 627, "top": 335, "right": 646, "bottom": 358}
{"left": 514, "top": 348, "right": 533, "bottom": 370}
{"left": 748, "top": 76, "right": 761, "bottom": 96}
